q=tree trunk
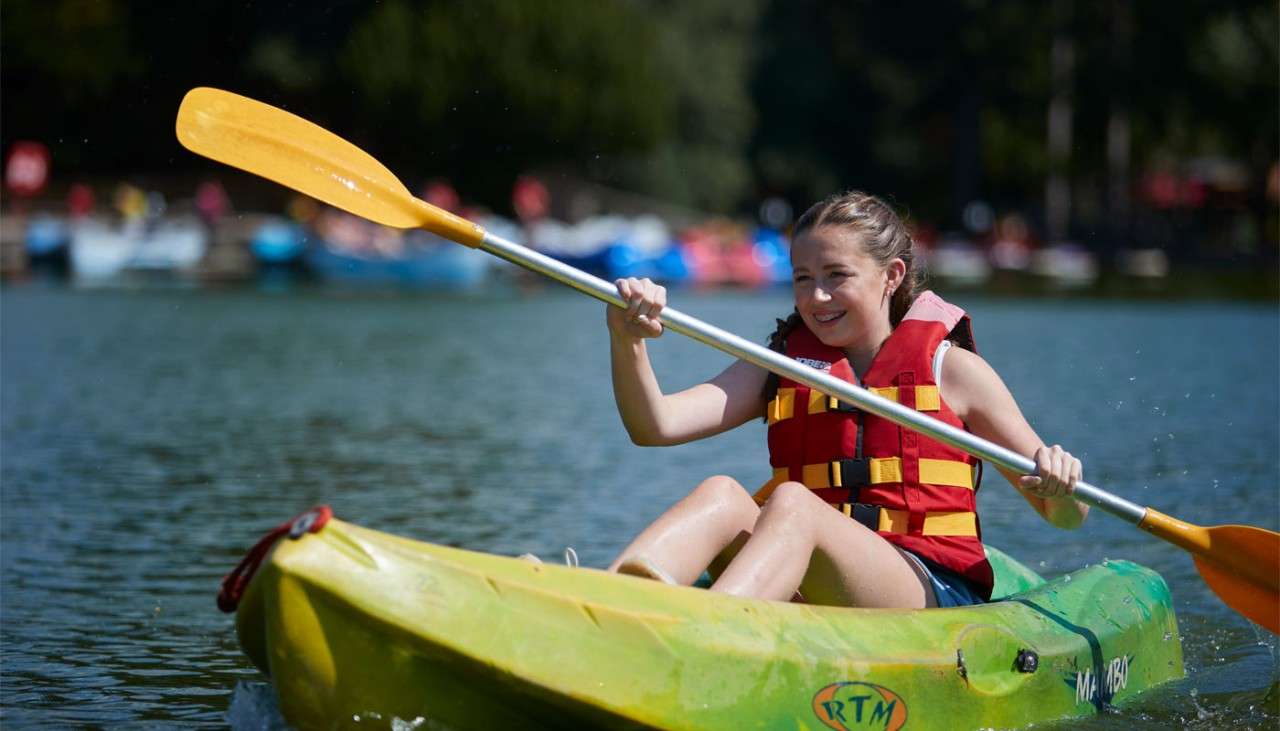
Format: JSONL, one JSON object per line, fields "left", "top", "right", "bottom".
{"left": 1045, "top": 0, "right": 1074, "bottom": 243}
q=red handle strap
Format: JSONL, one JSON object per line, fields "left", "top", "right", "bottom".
{"left": 217, "top": 505, "right": 333, "bottom": 613}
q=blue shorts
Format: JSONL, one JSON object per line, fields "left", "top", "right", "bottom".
{"left": 903, "top": 551, "right": 988, "bottom": 608}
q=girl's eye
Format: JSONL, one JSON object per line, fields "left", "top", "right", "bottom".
{"left": 793, "top": 274, "right": 812, "bottom": 283}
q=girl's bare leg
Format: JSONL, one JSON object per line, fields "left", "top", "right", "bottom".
{"left": 608, "top": 475, "right": 760, "bottom": 585}
{"left": 709, "top": 481, "right": 935, "bottom": 608}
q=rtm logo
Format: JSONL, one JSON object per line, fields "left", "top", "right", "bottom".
{"left": 812, "top": 682, "right": 908, "bottom": 731}
{"left": 1075, "top": 654, "right": 1131, "bottom": 704}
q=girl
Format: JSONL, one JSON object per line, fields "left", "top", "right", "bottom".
{"left": 603, "top": 191, "right": 1086, "bottom": 609}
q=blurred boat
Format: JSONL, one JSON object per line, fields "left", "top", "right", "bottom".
{"left": 249, "top": 219, "right": 307, "bottom": 267}
{"left": 299, "top": 207, "right": 490, "bottom": 289}
{"left": 925, "top": 236, "right": 992, "bottom": 285}
{"left": 1116, "top": 248, "right": 1170, "bottom": 279}
{"left": 24, "top": 215, "right": 71, "bottom": 276}
{"left": 305, "top": 229, "right": 489, "bottom": 289}
{"left": 530, "top": 214, "right": 691, "bottom": 283}
{"left": 1032, "top": 243, "right": 1099, "bottom": 287}
{"left": 681, "top": 225, "right": 790, "bottom": 287}
{"left": 69, "top": 217, "right": 207, "bottom": 283}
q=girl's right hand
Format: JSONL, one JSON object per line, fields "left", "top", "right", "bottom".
{"left": 607, "top": 277, "right": 666, "bottom": 339}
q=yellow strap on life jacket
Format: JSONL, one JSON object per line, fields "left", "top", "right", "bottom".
{"left": 767, "top": 387, "right": 796, "bottom": 425}
{"left": 781, "top": 458, "right": 975, "bottom": 491}
{"left": 768, "top": 385, "right": 943, "bottom": 422}
{"left": 869, "top": 385, "right": 941, "bottom": 412}
{"left": 838, "top": 505, "right": 978, "bottom": 537}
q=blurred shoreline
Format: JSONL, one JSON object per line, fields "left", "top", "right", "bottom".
{"left": 1, "top": 206, "right": 1274, "bottom": 302}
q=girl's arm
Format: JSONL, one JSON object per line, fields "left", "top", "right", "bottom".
{"left": 609, "top": 278, "right": 767, "bottom": 446}
{"left": 940, "top": 347, "right": 1089, "bottom": 529}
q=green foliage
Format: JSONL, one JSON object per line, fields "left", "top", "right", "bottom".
{"left": 1, "top": 0, "right": 142, "bottom": 97}
{"left": 615, "top": 0, "right": 763, "bottom": 211}
{"left": 0, "top": 0, "right": 1273, "bottom": 225}
{"left": 338, "top": 0, "right": 677, "bottom": 203}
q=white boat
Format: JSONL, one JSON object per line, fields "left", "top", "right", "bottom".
{"left": 70, "top": 217, "right": 208, "bottom": 283}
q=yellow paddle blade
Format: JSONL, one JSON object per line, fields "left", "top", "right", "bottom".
{"left": 1142, "top": 510, "right": 1279, "bottom": 633}
{"left": 1195, "top": 553, "right": 1279, "bottom": 634}
{"left": 176, "top": 87, "right": 484, "bottom": 247}
{"left": 1195, "top": 525, "right": 1280, "bottom": 634}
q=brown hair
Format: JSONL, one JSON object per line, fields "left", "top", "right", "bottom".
{"left": 762, "top": 190, "right": 924, "bottom": 404}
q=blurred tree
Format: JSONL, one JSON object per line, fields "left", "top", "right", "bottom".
{"left": 2, "top": 0, "right": 141, "bottom": 96}
{"left": 614, "top": 0, "right": 763, "bottom": 212}
{"left": 338, "top": 0, "right": 677, "bottom": 208}
{"left": 0, "top": 0, "right": 1272, "bottom": 240}
{"left": 750, "top": 1, "right": 1058, "bottom": 225}
{"left": 748, "top": 0, "right": 1277, "bottom": 244}
{"left": 1, "top": 0, "right": 143, "bottom": 168}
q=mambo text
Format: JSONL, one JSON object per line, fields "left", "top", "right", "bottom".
{"left": 1076, "top": 654, "right": 1131, "bottom": 704}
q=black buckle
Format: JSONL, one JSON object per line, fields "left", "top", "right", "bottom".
{"left": 830, "top": 397, "right": 859, "bottom": 413}
{"left": 836, "top": 458, "right": 871, "bottom": 487}
{"left": 850, "top": 502, "right": 881, "bottom": 532}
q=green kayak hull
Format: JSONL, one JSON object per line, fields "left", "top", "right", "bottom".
{"left": 235, "top": 518, "right": 1184, "bottom": 729}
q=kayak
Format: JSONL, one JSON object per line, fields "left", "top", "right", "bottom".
{"left": 229, "top": 510, "right": 1183, "bottom": 730}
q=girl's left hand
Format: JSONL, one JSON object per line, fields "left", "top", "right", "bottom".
{"left": 1019, "top": 444, "right": 1081, "bottom": 499}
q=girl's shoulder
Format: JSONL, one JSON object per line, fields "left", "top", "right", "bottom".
{"left": 939, "top": 346, "right": 1006, "bottom": 419}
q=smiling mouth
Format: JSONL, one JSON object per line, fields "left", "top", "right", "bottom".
{"left": 814, "top": 311, "right": 845, "bottom": 324}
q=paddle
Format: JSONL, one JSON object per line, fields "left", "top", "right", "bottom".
{"left": 176, "top": 87, "right": 1279, "bottom": 633}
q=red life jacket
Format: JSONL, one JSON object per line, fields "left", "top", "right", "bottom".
{"left": 757, "top": 291, "right": 993, "bottom": 598}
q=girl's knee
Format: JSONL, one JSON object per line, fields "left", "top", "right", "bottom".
{"left": 763, "top": 480, "right": 818, "bottom": 511}
{"left": 693, "top": 474, "right": 754, "bottom": 505}
{"left": 758, "top": 481, "right": 823, "bottom": 532}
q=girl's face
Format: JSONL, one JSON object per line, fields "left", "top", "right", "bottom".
{"left": 790, "top": 225, "right": 903, "bottom": 351}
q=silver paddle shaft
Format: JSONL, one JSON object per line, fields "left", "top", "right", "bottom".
{"left": 480, "top": 231, "right": 1148, "bottom": 526}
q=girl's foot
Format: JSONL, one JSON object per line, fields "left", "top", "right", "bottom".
{"left": 617, "top": 555, "right": 677, "bottom": 585}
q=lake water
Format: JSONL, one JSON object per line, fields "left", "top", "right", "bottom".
{"left": 2, "top": 282, "right": 1276, "bottom": 728}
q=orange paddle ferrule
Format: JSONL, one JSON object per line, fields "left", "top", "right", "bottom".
{"left": 411, "top": 197, "right": 485, "bottom": 249}
{"left": 1138, "top": 508, "right": 1211, "bottom": 553}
